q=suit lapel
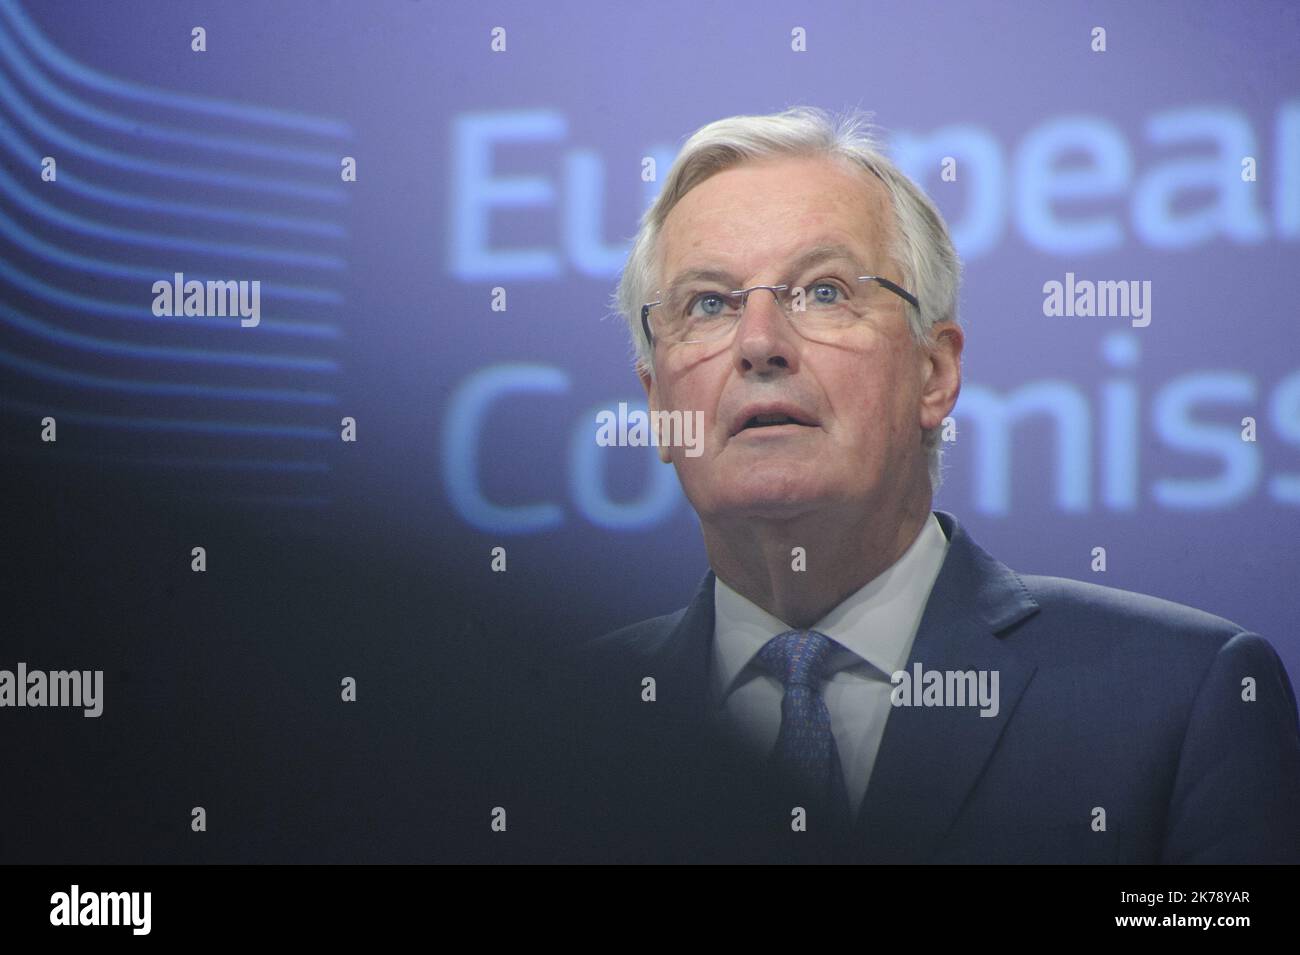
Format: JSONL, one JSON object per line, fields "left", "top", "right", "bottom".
{"left": 652, "top": 569, "right": 717, "bottom": 721}
{"left": 651, "top": 510, "right": 1042, "bottom": 861}
{"left": 854, "top": 510, "right": 1040, "bottom": 862}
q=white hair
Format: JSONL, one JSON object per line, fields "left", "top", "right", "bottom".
{"left": 607, "top": 105, "right": 963, "bottom": 492}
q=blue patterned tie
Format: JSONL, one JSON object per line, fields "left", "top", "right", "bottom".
{"left": 755, "top": 629, "right": 853, "bottom": 838}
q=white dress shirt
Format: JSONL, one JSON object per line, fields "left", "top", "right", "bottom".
{"left": 708, "top": 511, "right": 951, "bottom": 817}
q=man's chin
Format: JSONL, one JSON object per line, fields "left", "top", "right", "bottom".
{"left": 705, "top": 492, "right": 827, "bottom": 523}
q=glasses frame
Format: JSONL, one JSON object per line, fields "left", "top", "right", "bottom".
{"left": 641, "top": 275, "right": 920, "bottom": 349}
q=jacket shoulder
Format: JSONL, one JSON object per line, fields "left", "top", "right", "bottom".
{"left": 1012, "top": 572, "right": 1259, "bottom": 676}
{"left": 1020, "top": 573, "right": 1245, "bottom": 637}
{"left": 576, "top": 607, "right": 689, "bottom": 670}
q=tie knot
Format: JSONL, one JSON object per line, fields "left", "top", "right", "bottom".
{"left": 755, "top": 629, "right": 838, "bottom": 687}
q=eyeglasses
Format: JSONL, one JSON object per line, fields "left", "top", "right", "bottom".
{"left": 641, "top": 273, "right": 919, "bottom": 349}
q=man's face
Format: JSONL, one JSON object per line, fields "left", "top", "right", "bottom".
{"left": 640, "top": 154, "right": 960, "bottom": 527}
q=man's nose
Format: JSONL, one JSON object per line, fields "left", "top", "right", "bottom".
{"left": 734, "top": 287, "right": 797, "bottom": 370}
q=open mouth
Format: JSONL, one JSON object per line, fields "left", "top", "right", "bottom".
{"left": 741, "top": 412, "right": 807, "bottom": 430}
{"left": 729, "top": 404, "right": 819, "bottom": 438}
{"left": 734, "top": 411, "right": 818, "bottom": 437}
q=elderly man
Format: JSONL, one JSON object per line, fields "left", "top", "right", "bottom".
{"left": 543, "top": 106, "right": 1300, "bottom": 864}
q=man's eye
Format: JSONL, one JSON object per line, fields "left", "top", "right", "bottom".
{"left": 689, "top": 293, "right": 728, "bottom": 316}
{"left": 808, "top": 282, "right": 844, "bottom": 305}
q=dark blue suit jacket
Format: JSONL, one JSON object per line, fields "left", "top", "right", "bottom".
{"left": 551, "top": 510, "right": 1300, "bottom": 863}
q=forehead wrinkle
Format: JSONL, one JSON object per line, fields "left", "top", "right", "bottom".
{"left": 663, "top": 241, "right": 873, "bottom": 292}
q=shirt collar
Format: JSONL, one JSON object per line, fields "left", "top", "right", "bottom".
{"left": 711, "top": 511, "right": 951, "bottom": 703}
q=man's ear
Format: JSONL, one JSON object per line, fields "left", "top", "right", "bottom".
{"left": 638, "top": 364, "right": 673, "bottom": 465}
{"left": 918, "top": 321, "right": 963, "bottom": 432}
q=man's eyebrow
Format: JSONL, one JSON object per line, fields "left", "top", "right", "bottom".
{"left": 663, "top": 243, "right": 868, "bottom": 290}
